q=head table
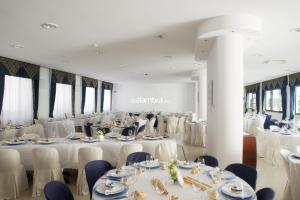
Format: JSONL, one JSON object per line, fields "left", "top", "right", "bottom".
{"left": 92, "top": 164, "right": 257, "bottom": 200}
{"left": 0, "top": 137, "right": 176, "bottom": 170}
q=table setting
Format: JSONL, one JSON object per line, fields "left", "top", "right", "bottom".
{"left": 92, "top": 160, "right": 257, "bottom": 200}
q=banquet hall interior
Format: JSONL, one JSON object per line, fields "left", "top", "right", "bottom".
{"left": 0, "top": 0, "right": 300, "bottom": 200}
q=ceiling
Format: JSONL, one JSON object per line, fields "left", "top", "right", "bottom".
{"left": 0, "top": 0, "right": 299, "bottom": 84}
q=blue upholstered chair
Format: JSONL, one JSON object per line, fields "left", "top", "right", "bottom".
{"left": 44, "top": 181, "right": 74, "bottom": 200}
{"left": 225, "top": 163, "right": 257, "bottom": 190}
{"left": 194, "top": 155, "right": 219, "bottom": 167}
{"left": 256, "top": 188, "right": 275, "bottom": 200}
{"left": 137, "top": 125, "right": 146, "bottom": 134}
{"left": 263, "top": 115, "right": 272, "bottom": 129}
{"left": 85, "top": 160, "right": 113, "bottom": 199}
{"left": 146, "top": 113, "right": 154, "bottom": 121}
{"left": 126, "top": 152, "right": 151, "bottom": 165}
{"left": 122, "top": 126, "right": 136, "bottom": 136}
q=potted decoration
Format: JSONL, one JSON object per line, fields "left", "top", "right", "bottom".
{"left": 96, "top": 130, "right": 105, "bottom": 141}
{"left": 167, "top": 160, "right": 183, "bottom": 185}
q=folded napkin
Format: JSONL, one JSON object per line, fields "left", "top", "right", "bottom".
{"left": 134, "top": 190, "right": 147, "bottom": 200}
{"left": 151, "top": 178, "right": 168, "bottom": 196}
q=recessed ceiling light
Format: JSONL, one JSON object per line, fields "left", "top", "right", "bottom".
{"left": 289, "top": 28, "right": 300, "bottom": 32}
{"left": 92, "top": 43, "right": 99, "bottom": 48}
{"left": 154, "top": 34, "right": 166, "bottom": 39}
{"left": 144, "top": 73, "right": 149, "bottom": 76}
{"left": 41, "top": 22, "right": 58, "bottom": 29}
{"left": 11, "top": 44, "right": 25, "bottom": 49}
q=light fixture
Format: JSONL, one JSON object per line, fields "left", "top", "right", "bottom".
{"left": 144, "top": 73, "right": 149, "bottom": 76}
{"left": 154, "top": 34, "right": 166, "bottom": 39}
{"left": 41, "top": 22, "right": 58, "bottom": 29}
{"left": 164, "top": 55, "right": 172, "bottom": 59}
{"left": 262, "top": 59, "right": 287, "bottom": 64}
{"left": 289, "top": 28, "right": 300, "bottom": 32}
{"left": 11, "top": 44, "right": 25, "bottom": 49}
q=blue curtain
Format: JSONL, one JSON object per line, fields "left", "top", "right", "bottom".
{"left": 281, "top": 85, "right": 287, "bottom": 120}
{"left": 0, "top": 75, "right": 4, "bottom": 115}
{"left": 289, "top": 72, "right": 300, "bottom": 119}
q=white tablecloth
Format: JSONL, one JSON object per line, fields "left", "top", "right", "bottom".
{"left": 257, "top": 128, "right": 300, "bottom": 166}
{"left": 289, "top": 155, "right": 300, "bottom": 200}
{"left": 0, "top": 138, "right": 175, "bottom": 170}
{"left": 92, "top": 165, "right": 257, "bottom": 200}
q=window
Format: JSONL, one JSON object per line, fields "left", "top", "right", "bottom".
{"left": 296, "top": 86, "right": 300, "bottom": 114}
{"left": 265, "top": 89, "right": 282, "bottom": 112}
{"left": 0, "top": 75, "right": 33, "bottom": 125}
{"left": 53, "top": 83, "right": 72, "bottom": 118}
{"left": 103, "top": 89, "right": 111, "bottom": 112}
{"left": 84, "top": 87, "right": 95, "bottom": 114}
{"left": 247, "top": 93, "right": 256, "bottom": 111}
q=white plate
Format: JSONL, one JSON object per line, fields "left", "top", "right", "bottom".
{"left": 95, "top": 182, "right": 126, "bottom": 196}
{"left": 81, "top": 138, "right": 98, "bottom": 143}
{"left": 209, "top": 170, "right": 236, "bottom": 180}
{"left": 221, "top": 182, "right": 254, "bottom": 199}
{"left": 178, "top": 161, "right": 197, "bottom": 169}
{"left": 38, "top": 139, "right": 57, "bottom": 144}
{"left": 107, "top": 169, "right": 132, "bottom": 178}
{"left": 138, "top": 160, "right": 160, "bottom": 169}
{"left": 3, "top": 140, "right": 25, "bottom": 145}
{"left": 143, "top": 135, "right": 162, "bottom": 140}
{"left": 117, "top": 136, "right": 135, "bottom": 141}
{"left": 279, "top": 131, "right": 292, "bottom": 135}
{"left": 107, "top": 132, "right": 120, "bottom": 138}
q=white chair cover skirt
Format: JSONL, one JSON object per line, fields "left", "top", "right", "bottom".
{"left": 77, "top": 147, "right": 103, "bottom": 195}
{"left": 184, "top": 122, "right": 206, "bottom": 147}
{"left": 118, "top": 144, "right": 143, "bottom": 167}
{"left": 167, "top": 116, "right": 178, "bottom": 135}
{"left": 32, "top": 147, "right": 62, "bottom": 197}
{"left": 155, "top": 140, "right": 177, "bottom": 162}
{"left": 289, "top": 155, "right": 300, "bottom": 200}
{"left": 0, "top": 149, "right": 28, "bottom": 199}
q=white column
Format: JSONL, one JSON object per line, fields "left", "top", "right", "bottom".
{"left": 194, "top": 80, "right": 198, "bottom": 116}
{"left": 74, "top": 75, "right": 81, "bottom": 115}
{"left": 206, "top": 34, "right": 244, "bottom": 167}
{"left": 198, "top": 68, "right": 207, "bottom": 120}
{"left": 38, "top": 67, "right": 50, "bottom": 119}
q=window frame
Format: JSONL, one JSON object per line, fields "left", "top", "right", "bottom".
{"left": 296, "top": 86, "right": 300, "bottom": 115}
{"left": 247, "top": 92, "right": 256, "bottom": 111}
{"left": 265, "top": 89, "right": 283, "bottom": 113}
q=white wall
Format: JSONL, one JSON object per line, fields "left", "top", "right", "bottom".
{"left": 38, "top": 67, "right": 50, "bottom": 119}
{"left": 112, "top": 83, "right": 195, "bottom": 113}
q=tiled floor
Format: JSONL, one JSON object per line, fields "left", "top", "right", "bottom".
{"left": 16, "top": 156, "right": 285, "bottom": 200}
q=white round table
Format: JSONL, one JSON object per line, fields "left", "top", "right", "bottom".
{"left": 92, "top": 164, "right": 257, "bottom": 200}
{"left": 289, "top": 154, "right": 300, "bottom": 200}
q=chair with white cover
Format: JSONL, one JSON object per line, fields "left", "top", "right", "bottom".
{"left": 0, "top": 149, "right": 28, "bottom": 199}
{"left": 117, "top": 144, "right": 143, "bottom": 167}
{"left": 155, "top": 141, "right": 177, "bottom": 162}
{"left": 297, "top": 146, "right": 300, "bottom": 154}
{"left": 167, "top": 116, "right": 179, "bottom": 135}
{"left": 176, "top": 116, "right": 185, "bottom": 134}
{"left": 77, "top": 147, "right": 103, "bottom": 195}
{"left": 57, "top": 120, "right": 75, "bottom": 138}
{"left": 157, "top": 115, "right": 166, "bottom": 135}
{"left": 0, "top": 128, "right": 18, "bottom": 140}
{"left": 32, "top": 148, "right": 62, "bottom": 197}
{"left": 149, "top": 118, "right": 156, "bottom": 133}
{"left": 279, "top": 148, "right": 292, "bottom": 200}
{"left": 20, "top": 124, "right": 45, "bottom": 138}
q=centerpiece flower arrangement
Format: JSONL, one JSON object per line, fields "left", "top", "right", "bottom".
{"left": 96, "top": 130, "right": 105, "bottom": 141}
{"left": 167, "top": 160, "right": 183, "bottom": 185}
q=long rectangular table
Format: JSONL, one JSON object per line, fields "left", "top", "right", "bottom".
{"left": 0, "top": 138, "right": 175, "bottom": 170}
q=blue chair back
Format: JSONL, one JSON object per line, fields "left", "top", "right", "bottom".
{"left": 146, "top": 113, "right": 154, "bottom": 120}
{"left": 44, "top": 181, "right": 74, "bottom": 200}
{"left": 194, "top": 155, "right": 218, "bottom": 167}
{"left": 137, "top": 125, "right": 146, "bottom": 134}
{"left": 85, "top": 160, "right": 113, "bottom": 199}
{"left": 225, "top": 163, "right": 257, "bottom": 190}
{"left": 126, "top": 152, "right": 151, "bottom": 165}
{"left": 122, "top": 126, "right": 136, "bottom": 136}
{"left": 263, "top": 115, "right": 272, "bottom": 129}
{"left": 85, "top": 123, "right": 93, "bottom": 137}
{"left": 256, "top": 188, "right": 275, "bottom": 200}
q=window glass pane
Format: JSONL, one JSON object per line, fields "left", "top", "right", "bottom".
{"left": 0, "top": 75, "right": 33, "bottom": 125}
{"left": 103, "top": 89, "right": 111, "bottom": 112}
{"left": 247, "top": 93, "right": 253, "bottom": 109}
{"left": 272, "top": 89, "right": 282, "bottom": 112}
{"left": 252, "top": 93, "right": 256, "bottom": 111}
{"left": 84, "top": 87, "right": 95, "bottom": 114}
{"left": 53, "top": 83, "right": 72, "bottom": 119}
{"left": 296, "top": 87, "right": 300, "bottom": 114}
{"left": 266, "top": 91, "right": 271, "bottom": 110}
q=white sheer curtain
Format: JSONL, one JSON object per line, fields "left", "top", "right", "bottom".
{"left": 53, "top": 83, "right": 72, "bottom": 119}
{"left": 84, "top": 87, "right": 95, "bottom": 114}
{"left": 103, "top": 89, "right": 111, "bottom": 112}
{"left": 0, "top": 75, "right": 33, "bottom": 125}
